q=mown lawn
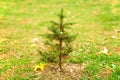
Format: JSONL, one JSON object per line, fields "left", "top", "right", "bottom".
{"left": 0, "top": 0, "right": 120, "bottom": 80}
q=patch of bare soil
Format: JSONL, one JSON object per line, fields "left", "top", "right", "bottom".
{"left": 35, "top": 63, "right": 86, "bottom": 80}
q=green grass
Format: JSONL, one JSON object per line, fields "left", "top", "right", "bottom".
{"left": 0, "top": 0, "right": 120, "bottom": 79}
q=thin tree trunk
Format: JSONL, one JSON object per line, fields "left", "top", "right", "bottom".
{"left": 59, "top": 9, "right": 64, "bottom": 70}
{"left": 59, "top": 39, "right": 62, "bottom": 70}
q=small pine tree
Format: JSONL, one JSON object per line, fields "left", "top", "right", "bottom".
{"left": 39, "top": 9, "right": 76, "bottom": 70}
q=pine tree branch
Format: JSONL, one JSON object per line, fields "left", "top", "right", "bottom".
{"left": 50, "top": 20, "right": 59, "bottom": 26}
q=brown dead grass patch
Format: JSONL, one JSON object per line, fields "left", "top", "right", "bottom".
{"left": 97, "top": 67, "right": 112, "bottom": 80}
{"left": 35, "top": 63, "right": 86, "bottom": 80}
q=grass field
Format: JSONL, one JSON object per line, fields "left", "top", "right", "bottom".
{"left": 0, "top": 0, "right": 120, "bottom": 80}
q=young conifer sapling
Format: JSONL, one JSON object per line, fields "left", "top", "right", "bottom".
{"left": 39, "top": 9, "right": 76, "bottom": 70}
